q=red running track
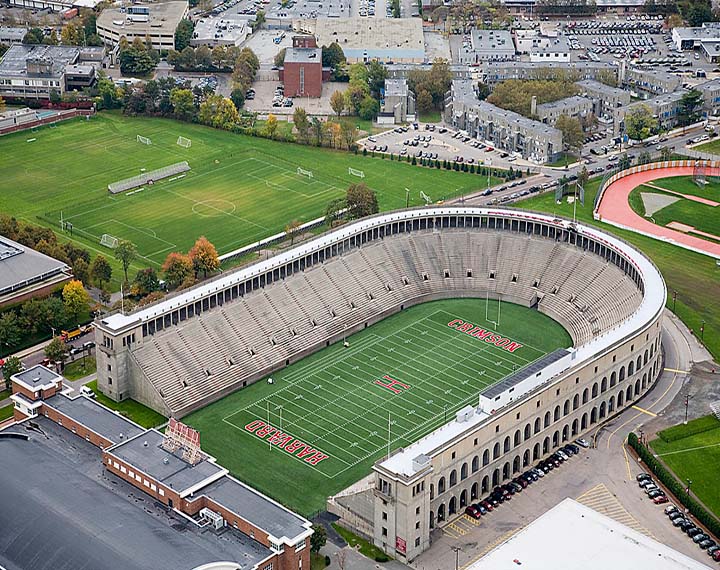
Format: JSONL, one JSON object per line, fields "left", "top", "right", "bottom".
{"left": 596, "top": 166, "right": 720, "bottom": 259}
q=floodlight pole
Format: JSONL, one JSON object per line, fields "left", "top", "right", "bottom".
{"left": 268, "top": 401, "right": 271, "bottom": 450}
{"left": 387, "top": 412, "right": 391, "bottom": 460}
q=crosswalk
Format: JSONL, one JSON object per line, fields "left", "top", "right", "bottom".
{"left": 576, "top": 483, "right": 654, "bottom": 538}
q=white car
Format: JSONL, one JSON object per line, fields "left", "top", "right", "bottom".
{"left": 556, "top": 450, "right": 570, "bottom": 461}
{"left": 575, "top": 438, "right": 590, "bottom": 448}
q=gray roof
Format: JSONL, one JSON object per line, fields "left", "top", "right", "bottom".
{"left": 0, "top": 27, "right": 26, "bottom": 42}
{"left": 284, "top": 47, "right": 321, "bottom": 64}
{"left": 471, "top": 29, "right": 514, "bottom": 56}
{"left": 0, "top": 418, "right": 273, "bottom": 570}
{"left": 200, "top": 475, "right": 311, "bottom": 542}
{"left": 535, "top": 95, "right": 591, "bottom": 113}
{"left": 44, "top": 392, "right": 145, "bottom": 444}
{"left": 0, "top": 44, "right": 80, "bottom": 78}
{"left": 108, "top": 429, "right": 225, "bottom": 494}
{"left": 576, "top": 79, "right": 628, "bottom": 98}
{"left": 12, "top": 364, "right": 62, "bottom": 390}
{"left": 0, "top": 235, "right": 70, "bottom": 297}
{"left": 482, "top": 348, "right": 570, "bottom": 399}
{"left": 384, "top": 78, "right": 408, "bottom": 97}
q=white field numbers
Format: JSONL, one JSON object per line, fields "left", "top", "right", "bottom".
{"left": 297, "top": 167, "right": 313, "bottom": 178}
{"left": 348, "top": 167, "right": 365, "bottom": 178}
{"left": 100, "top": 234, "right": 119, "bottom": 249}
{"left": 137, "top": 135, "right": 152, "bottom": 145}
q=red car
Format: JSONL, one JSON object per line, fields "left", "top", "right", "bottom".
{"left": 653, "top": 495, "right": 669, "bottom": 504}
{"left": 464, "top": 506, "right": 482, "bottom": 519}
{"left": 713, "top": 549, "right": 720, "bottom": 562}
{"left": 479, "top": 500, "right": 494, "bottom": 512}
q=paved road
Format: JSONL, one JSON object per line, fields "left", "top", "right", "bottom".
{"left": 412, "top": 309, "right": 716, "bottom": 570}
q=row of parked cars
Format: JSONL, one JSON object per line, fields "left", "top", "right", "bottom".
{"left": 637, "top": 473, "right": 720, "bottom": 561}
{"left": 464, "top": 440, "right": 590, "bottom": 519}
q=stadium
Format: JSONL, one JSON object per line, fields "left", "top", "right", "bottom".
{"left": 94, "top": 207, "right": 666, "bottom": 560}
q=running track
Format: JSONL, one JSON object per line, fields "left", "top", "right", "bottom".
{"left": 596, "top": 165, "right": 720, "bottom": 259}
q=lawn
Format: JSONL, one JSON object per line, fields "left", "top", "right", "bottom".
{"left": 184, "top": 298, "right": 572, "bottom": 515}
{"left": 630, "top": 185, "right": 720, "bottom": 242}
{"left": 694, "top": 138, "right": 720, "bottom": 155}
{"left": 417, "top": 110, "right": 442, "bottom": 124}
{"left": 332, "top": 523, "right": 390, "bottom": 562}
{"left": 547, "top": 153, "right": 578, "bottom": 168}
{"left": 515, "top": 179, "right": 720, "bottom": 363}
{"left": 651, "top": 416, "right": 720, "bottom": 518}
{"left": 0, "top": 112, "right": 498, "bottom": 278}
{"left": 0, "top": 404, "right": 13, "bottom": 422}
{"left": 647, "top": 175, "right": 720, "bottom": 202}
{"left": 62, "top": 356, "right": 97, "bottom": 382}
{"left": 86, "top": 380, "right": 166, "bottom": 428}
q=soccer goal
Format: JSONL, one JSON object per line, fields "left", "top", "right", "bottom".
{"left": 297, "top": 167, "right": 314, "bottom": 179}
{"left": 137, "top": 135, "right": 152, "bottom": 145}
{"left": 100, "top": 234, "right": 119, "bottom": 249}
{"left": 348, "top": 167, "right": 365, "bottom": 178}
{"left": 177, "top": 136, "right": 192, "bottom": 148}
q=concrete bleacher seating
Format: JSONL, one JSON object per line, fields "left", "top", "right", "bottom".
{"left": 130, "top": 230, "right": 644, "bottom": 417}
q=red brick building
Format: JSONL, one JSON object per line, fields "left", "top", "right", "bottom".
{"left": 9, "top": 365, "right": 313, "bottom": 570}
{"left": 279, "top": 36, "right": 327, "bottom": 98}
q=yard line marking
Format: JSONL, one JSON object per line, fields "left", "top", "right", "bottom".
{"left": 631, "top": 405, "right": 657, "bottom": 417}
{"left": 655, "top": 442, "right": 720, "bottom": 456}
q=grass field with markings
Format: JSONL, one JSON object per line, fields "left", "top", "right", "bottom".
{"left": 185, "top": 299, "right": 572, "bottom": 515}
{"left": 0, "top": 112, "right": 497, "bottom": 275}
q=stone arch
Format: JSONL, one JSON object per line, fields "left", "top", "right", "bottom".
{"left": 438, "top": 477, "right": 446, "bottom": 494}
{"left": 493, "top": 442, "right": 501, "bottom": 459}
{"left": 591, "top": 382, "right": 599, "bottom": 398}
{"left": 492, "top": 469, "right": 500, "bottom": 487}
{"left": 481, "top": 475, "right": 489, "bottom": 494}
{"left": 543, "top": 436, "right": 550, "bottom": 454}
{"left": 502, "top": 462, "right": 510, "bottom": 480}
{"left": 483, "top": 449, "right": 490, "bottom": 466}
{"left": 571, "top": 418, "right": 579, "bottom": 436}
{"left": 523, "top": 448, "right": 530, "bottom": 467}
{"left": 618, "top": 389, "right": 625, "bottom": 407}
{"left": 581, "top": 413, "right": 588, "bottom": 430}
{"left": 601, "top": 377, "right": 607, "bottom": 393}
{"left": 634, "top": 379, "right": 641, "bottom": 396}
{"left": 437, "top": 504, "right": 445, "bottom": 523}
{"left": 514, "top": 429, "right": 522, "bottom": 447}
{"left": 553, "top": 405, "right": 561, "bottom": 422}
{"left": 582, "top": 388, "right": 589, "bottom": 404}
{"left": 544, "top": 411, "right": 551, "bottom": 428}
{"left": 573, "top": 394, "right": 580, "bottom": 410}
{"left": 608, "top": 395, "right": 615, "bottom": 413}
{"left": 461, "top": 463, "right": 468, "bottom": 480}
{"left": 642, "top": 373, "right": 647, "bottom": 390}
{"left": 599, "top": 401, "right": 607, "bottom": 419}
{"left": 563, "top": 399, "right": 570, "bottom": 416}
{"left": 460, "top": 490, "right": 467, "bottom": 508}
{"left": 450, "top": 469, "right": 457, "bottom": 487}
{"left": 449, "top": 496, "right": 457, "bottom": 515}
{"left": 552, "top": 430, "right": 560, "bottom": 448}
{"left": 626, "top": 385, "right": 633, "bottom": 402}
{"left": 430, "top": 483, "right": 434, "bottom": 500}
{"left": 610, "top": 371, "right": 616, "bottom": 387}
{"left": 472, "top": 456, "right": 479, "bottom": 473}
{"left": 524, "top": 423, "right": 532, "bottom": 440}
{"left": 562, "top": 424, "right": 569, "bottom": 442}
{"left": 503, "top": 436, "right": 511, "bottom": 453}
{"left": 513, "top": 455, "right": 521, "bottom": 474}
{"left": 643, "top": 350, "right": 648, "bottom": 366}
{"left": 636, "top": 355, "right": 642, "bottom": 370}
{"left": 619, "top": 366, "right": 625, "bottom": 382}
{"left": 533, "top": 442, "right": 541, "bottom": 460}
{"left": 628, "top": 361, "right": 635, "bottom": 376}
{"left": 471, "top": 482, "right": 478, "bottom": 501}
{"left": 534, "top": 417, "right": 542, "bottom": 433}
{"left": 590, "top": 407, "right": 598, "bottom": 424}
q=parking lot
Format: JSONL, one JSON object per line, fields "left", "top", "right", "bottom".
{"left": 359, "top": 123, "right": 535, "bottom": 171}
{"left": 243, "top": 79, "right": 349, "bottom": 116}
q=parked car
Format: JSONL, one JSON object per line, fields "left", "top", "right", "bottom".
{"left": 575, "top": 438, "right": 590, "bottom": 448}
{"left": 653, "top": 495, "right": 669, "bottom": 504}
{"left": 706, "top": 545, "right": 720, "bottom": 557}
{"left": 480, "top": 499, "right": 494, "bottom": 511}
{"left": 693, "top": 533, "right": 710, "bottom": 544}
{"left": 699, "top": 539, "right": 716, "bottom": 550}
{"left": 465, "top": 505, "right": 482, "bottom": 519}
{"left": 686, "top": 527, "right": 702, "bottom": 537}
{"left": 636, "top": 473, "right": 652, "bottom": 482}
{"left": 639, "top": 479, "right": 656, "bottom": 489}
{"left": 647, "top": 489, "right": 665, "bottom": 499}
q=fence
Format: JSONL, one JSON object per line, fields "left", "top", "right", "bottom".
{"left": 0, "top": 108, "right": 95, "bottom": 136}
{"left": 107, "top": 162, "right": 191, "bottom": 194}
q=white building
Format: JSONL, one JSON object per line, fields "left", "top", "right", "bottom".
{"left": 96, "top": 2, "right": 188, "bottom": 51}
{"left": 468, "top": 499, "right": 711, "bottom": 570}
{"left": 190, "top": 15, "right": 252, "bottom": 48}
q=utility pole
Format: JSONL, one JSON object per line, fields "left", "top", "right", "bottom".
{"left": 684, "top": 393, "right": 692, "bottom": 425}
{"left": 452, "top": 546, "right": 460, "bottom": 570}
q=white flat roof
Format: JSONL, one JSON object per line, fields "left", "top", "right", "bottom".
{"left": 467, "top": 499, "right": 711, "bottom": 570}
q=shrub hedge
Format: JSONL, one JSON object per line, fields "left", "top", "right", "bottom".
{"left": 656, "top": 415, "right": 720, "bottom": 443}
{"left": 628, "top": 431, "right": 720, "bottom": 538}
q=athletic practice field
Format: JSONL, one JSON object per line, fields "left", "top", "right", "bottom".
{"left": 651, "top": 415, "right": 720, "bottom": 519}
{"left": 0, "top": 113, "right": 497, "bottom": 268}
{"left": 185, "top": 299, "right": 572, "bottom": 515}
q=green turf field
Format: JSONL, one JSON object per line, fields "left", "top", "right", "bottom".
{"left": 184, "top": 298, "right": 572, "bottom": 515}
{"left": 0, "top": 112, "right": 497, "bottom": 269}
{"left": 651, "top": 415, "right": 720, "bottom": 518}
{"left": 629, "top": 184, "right": 720, "bottom": 243}
{"left": 514, "top": 179, "right": 720, "bottom": 364}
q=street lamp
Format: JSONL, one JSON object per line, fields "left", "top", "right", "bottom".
{"left": 700, "top": 320, "right": 705, "bottom": 342}
{"left": 672, "top": 290, "right": 677, "bottom": 313}
{"left": 684, "top": 393, "right": 692, "bottom": 425}
{"left": 687, "top": 479, "right": 693, "bottom": 500}
{"left": 452, "top": 546, "right": 461, "bottom": 570}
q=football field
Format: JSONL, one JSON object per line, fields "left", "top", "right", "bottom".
{"left": 185, "top": 299, "right": 573, "bottom": 515}
{"left": 0, "top": 112, "right": 496, "bottom": 270}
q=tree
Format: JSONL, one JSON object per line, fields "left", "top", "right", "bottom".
{"left": 170, "top": 88, "right": 195, "bottom": 121}
{"left": 60, "top": 22, "right": 83, "bottom": 46}
{"left": 638, "top": 151, "right": 652, "bottom": 165}
{"left": 63, "top": 280, "right": 90, "bottom": 321}
{"left": 175, "top": 19, "right": 194, "bottom": 51}
{"left": 625, "top": 104, "right": 659, "bottom": 141}
{"left": 274, "top": 47, "right": 286, "bottom": 68}
{"left": 255, "top": 9, "right": 266, "bottom": 26}
{"left": 119, "top": 44, "right": 157, "bottom": 75}
{"left": 488, "top": 78, "right": 580, "bottom": 117}
{"left": 22, "top": 28, "right": 44, "bottom": 44}
{"left": 577, "top": 165, "right": 589, "bottom": 189}
{"left": 330, "top": 90, "right": 345, "bottom": 117}
{"left": 1, "top": 356, "right": 22, "bottom": 390}
{"left": 41, "top": 297, "right": 67, "bottom": 332}
{"left": 285, "top": 220, "right": 301, "bottom": 244}
{"left": 42, "top": 29, "right": 59, "bottom": 45}
{"left": 325, "top": 197, "right": 346, "bottom": 227}
{"left": 660, "top": 145, "right": 673, "bottom": 161}
{"left": 416, "top": 89, "right": 433, "bottom": 114}
{"left": 476, "top": 82, "right": 491, "bottom": 101}
{"left": 555, "top": 114, "right": 584, "bottom": 153}
{"left": 321, "top": 42, "right": 345, "bottom": 76}
{"left": 310, "top": 524, "right": 327, "bottom": 553}
{"left": 265, "top": 113, "right": 279, "bottom": 140}
{"left": 293, "top": 107, "right": 310, "bottom": 143}
{"left": 114, "top": 240, "right": 137, "bottom": 282}
{"left": 677, "top": 89, "right": 703, "bottom": 128}
{"left": 45, "top": 336, "right": 68, "bottom": 368}
{"left": 358, "top": 96, "right": 379, "bottom": 121}
{"left": 665, "top": 13, "right": 684, "bottom": 28}
{"left": 346, "top": 183, "right": 379, "bottom": 219}
{"left": 189, "top": 236, "right": 220, "bottom": 278}
{"left": 73, "top": 257, "right": 90, "bottom": 285}
{"left": 162, "top": 252, "right": 193, "bottom": 289}
{"left": 311, "top": 117, "right": 324, "bottom": 146}
{"left": 132, "top": 267, "right": 159, "bottom": 297}
{"left": 367, "top": 59, "right": 388, "bottom": 97}
{"left": 230, "top": 86, "right": 246, "bottom": 110}
{"left": 21, "top": 299, "right": 46, "bottom": 334}
{"left": 619, "top": 152, "right": 632, "bottom": 170}
{"left": 0, "top": 312, "right": 21, "bottom": 354}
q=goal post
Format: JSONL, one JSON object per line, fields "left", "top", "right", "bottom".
{"left": 137, "top": 134, "right": 152, "bottom": 145}
{"left": 297, "top": 167, "right": 313, "bottom": 178}
{"left": 348, "top": 167, "right": 365, "bottom": 178}
{"left": 177, "top": 136, "right": 192, "bottom": 148}
{"left": 100, "top": 234, "right": 119, "bottom": 249}
{"left": 693, "top": 160, "right": 707, "bottom": 187}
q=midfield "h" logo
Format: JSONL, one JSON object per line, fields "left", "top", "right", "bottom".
{"left": 374, "top": 375, "right": 410, "bottom": 395}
